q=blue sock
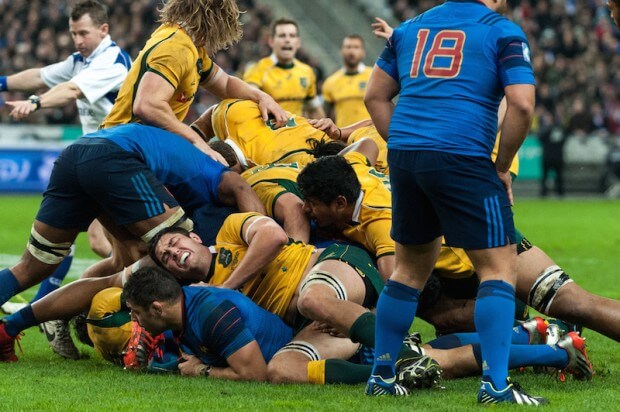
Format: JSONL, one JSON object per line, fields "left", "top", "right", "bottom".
{"left": 428, "top": 326, "right": 531, "bottom": 349}
{"left": 4, "top": 305, "right": 37, "bottom": 337}
{"left": 475, "top": 280, "right": 515, "bottom": 391}
{"left": 31, "top": 254, "right": 73, "bottom": 303}
{"left": 511, "top": 323, "right": 531, "bottom": 345}
{"left": 471, "top": 343, "right": 569, "bottom": 370}
{"left": 0, "top": 268, "right": 22, "bottom": 306}
{"left": 428, "top": 332, "right": 477, "bottom": 349}
{"left": 371, "top": 280, "right": 420, "bottom": 380}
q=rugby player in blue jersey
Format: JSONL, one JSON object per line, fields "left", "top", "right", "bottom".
{"left": 365, "top": 0, "right": 542, "bottom": 404}
{"left": 124, "top": 266, "right": 292, "bottom": 381}
{"left": 0, "top": 123, "right": 264, "bottom": 362}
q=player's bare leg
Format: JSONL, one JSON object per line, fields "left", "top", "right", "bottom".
{"left": 86, "top": 219, "right": 112, "bottom": 258}
{"left": 516, "top": 246, "right": 620, "bottom": 342}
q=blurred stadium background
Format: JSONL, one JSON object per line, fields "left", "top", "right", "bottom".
{"left": 0, "top": 0, "right": 619, "bottom": 197}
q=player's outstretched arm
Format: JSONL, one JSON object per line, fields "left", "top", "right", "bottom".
{"left": 205, "top": 66, "right": 289, "bottom": 129}
{"left": 6, "top": 82, "right": 83, "bottom": 120}
{"left": 0, "top": 68, "right": 46, "bottom": 92}
{"left": 217, "top": 171, "right": 267, "bottom": 215}
{"left": 133, "top": 72, "right": 228, "bottom": 166}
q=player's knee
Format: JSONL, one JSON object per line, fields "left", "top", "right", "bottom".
{"left": 548, "top": 283, "right": 592, "bottom": 322}
{"left": 267, "top": 358, "right": 292, "bottom": 384}
{"left": 27, "top": 225, "right": 72, "bottom": 265}
{"left": 296, "top": 292, "right": 325, "bottom": 320}
{"left": 527, "top": 265, "right": 573, "bottom": 315}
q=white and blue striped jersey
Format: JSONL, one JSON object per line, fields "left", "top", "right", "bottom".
{"left": 40, "top": 35, "right": 131, "bottom": 134}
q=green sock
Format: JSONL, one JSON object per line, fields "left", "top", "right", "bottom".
{"left": 349, "top": 312, "right": 375, "bottom": 347}
{"left": 349, "top": 312, "right": 417, "bottom": 360}
{"left": 325, "top": 359, "right": 372, "bottom": 384}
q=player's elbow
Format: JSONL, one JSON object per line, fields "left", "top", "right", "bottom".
{"left": 241, "top": 366, "right": 268, "bottom": 382}
{"left": 263, "top": 225, "right": 289, "bottom": 247}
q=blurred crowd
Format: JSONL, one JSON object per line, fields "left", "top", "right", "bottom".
{"left": 1, "top": 0, "right": 620, "bottom": 143}
{"left": 389, "top": 0, "right": 620, "bottom": 139}
{"left": 0, "top": 0, "right": 319, "bottom": 125}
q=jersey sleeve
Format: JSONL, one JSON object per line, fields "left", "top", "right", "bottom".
{"left": 495, "top": 23, "right": 535, "bottom": 87}
{"left": 198, "top": 56, "right": 217, "bottom": 86}
{"left": 216, "top": 212, "right": 263, "bottom": 246}
{"left": 242, "top": 61, "right": 264, "bottom": 88}
{"left": 39, "top": 55, "right": 76, "bottom": 87}
{"left": 146, "top": 42, "right": 194, "bottom": 90}
{"left": 195, "top": 298, "right": 255, "bottom": 360}
{"left": 71, "top": 49, "right": 130, "bottom": 104}
{"left": 376, "top": 31, "right": 400, "bottom": 82}
{"left": 366, "top": 218, "right": 395, "bottom": 258}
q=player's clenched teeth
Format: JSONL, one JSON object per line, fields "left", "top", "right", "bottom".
{"left": 180, "top": 252, "right": 190, "bottom": 266}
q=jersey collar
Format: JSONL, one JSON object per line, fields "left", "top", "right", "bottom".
{"left": 224, "top": 138, "right": 249, "bottom": 169}
{"left": 271, "top": 54, "right": 295, "bottom": 69}
{"left": 344, "top": 63, "right": 366, "bottom": 76}
{"left": 205, "top": 246, "right": 217, "bottom": 282}
{"left": 350, "top": 191, "right": 364, "bottom": 224}
{"left": 84, "top": 35, "right": 112, "bottom": 64}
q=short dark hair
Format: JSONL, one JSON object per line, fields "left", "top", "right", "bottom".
{"left": 70, "top": 0, "right": 108, "bottom": 25}
{"left": 147, "top": 226, "right": 193, "bottom": 267}
{"left": 343, "top": 34, "right": 365, "bottom": 46}
{"left": 297, "top": 156, "right": 361, "bottom": 204}
{"left": 270, "top": 18, "right": 299, "bottom": 37}
{"left": 307, "top": 138, "right": 346, "bottom": 159}
{"left": 123, "top": 267, "right": 182, "bottom": 309}
{"left": 209, "top": 140, "right": 239, "bottom": 169}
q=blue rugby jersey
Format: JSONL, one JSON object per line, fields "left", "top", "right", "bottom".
{"left": 377, "top": 0, "right": 535, "bottom": 157}
{"left": 178, "top": 286, "right": 293, "bottom": 366}
{"left": 83, "top": 124, "right": 228, "bottom": 211}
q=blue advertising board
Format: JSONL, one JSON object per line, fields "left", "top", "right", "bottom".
{"left": 0, "top": 148, "right": 62, "bottom": 192}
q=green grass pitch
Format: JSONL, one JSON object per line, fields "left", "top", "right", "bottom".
{"left": 0, "top": 195, "right": 618, "bottom": 410}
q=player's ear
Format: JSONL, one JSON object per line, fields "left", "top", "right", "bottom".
{"left": 189, "top": 232, "right": 203, "bottom": 244}
{"left": 151, "top": 301, "right": 163, "bottom": 316}
{"left": 99, "top": 23, "right": 109, "bottom": 37}
{"left": 334, "top": 195, "right": 348, "bottom": 210}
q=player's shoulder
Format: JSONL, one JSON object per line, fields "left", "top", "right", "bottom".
{"left": 476, "top": 11, "right": 526, "bottom": 38}
{"left": 323, "top": 69, "right": 344, "bottom": 86}
{"left": 294, "top": 59, "right": 316, "bottom": 74}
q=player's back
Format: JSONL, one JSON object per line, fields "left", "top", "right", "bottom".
{"left": 84, "top": 124, "right": 226, "bottom": 210}
{"left": 384, "top": 1, "right": 533, "bottom": 157}
{"left": 212, "top": 99, "right": 329, "bottom": 165}
{"left": 182, "top": 286, "right": 293, "bottom": 365}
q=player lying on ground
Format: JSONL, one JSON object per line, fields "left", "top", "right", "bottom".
{"left": 79, "top": 271, "right": 592, "bottom": 387}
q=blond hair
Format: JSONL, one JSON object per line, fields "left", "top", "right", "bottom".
{"left": 158, "top": 0, "right": 243, "bottom": 54}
